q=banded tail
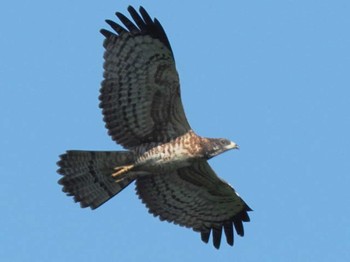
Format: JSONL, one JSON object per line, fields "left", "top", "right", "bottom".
{"left": 57, "top": 150, "right": 135, "bottom": 209}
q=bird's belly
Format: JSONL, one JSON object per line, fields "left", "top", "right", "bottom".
{"left": 135, "top": 147, "right": 193, "bottom": 173}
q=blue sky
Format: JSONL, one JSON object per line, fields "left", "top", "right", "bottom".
{"left": 1, "top": 0, "right": 350, "bottom": 261}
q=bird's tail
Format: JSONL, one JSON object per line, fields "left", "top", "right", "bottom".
{"left": 57, "top": 150, "right": 135, "bottom": 209}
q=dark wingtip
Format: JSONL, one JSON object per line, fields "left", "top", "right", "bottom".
{"left": 201, "top": 231, "right": 210, "bottom": 243}
{"left": 127, "top": 5, "right": 137, "bottom": 13}
{"left": 233, "top": 220, "right": 244, "bottom": 237}
{"left": 100, "top": 5, "right": 174, "bottom": 56}
{"left": 115, "top": 11, "right": 123, "bottom": 19}
{"left": 100, "top": 29, "right": 111, "bottom": 38}
{"left": 139, "top": 6, "right": 146, "bottom": 13}
{"left": 105, "top": 19, "right": 126, "bottom": 35}
{"left": 199, "top": 204, "right": 252, "bottom": 248}
{"left": 212, "top": 227, "right": 222, "bottom": 249}
{"left": 138, "top": 6, "right": 153, "bottom": 25}
{"left": 223, "top": 221, "right": 234, "bottom": 246}
{"left": 246, "top": 203, "right": 253, "bottom": 212}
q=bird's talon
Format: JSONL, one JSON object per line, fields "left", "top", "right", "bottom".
{"left": 111, "top": 164, "right": 134, "bottom": 179}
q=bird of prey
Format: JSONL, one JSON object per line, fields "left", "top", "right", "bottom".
{"left": 57, "top": 6, "right": 251, "bottom": 249}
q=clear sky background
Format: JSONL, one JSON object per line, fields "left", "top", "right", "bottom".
{"left": 1, "top": 0, "right": 349, "bottom": 261}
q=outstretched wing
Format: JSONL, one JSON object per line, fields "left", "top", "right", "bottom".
{"left": 135, "top": 161, "right": 252, "bottom": 249}
{"left": 100, "top": 6, "right": 191, "bottom": 149}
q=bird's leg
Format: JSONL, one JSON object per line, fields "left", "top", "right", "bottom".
{"left": 111, "top": 164, "right": 134, "bottom": 182}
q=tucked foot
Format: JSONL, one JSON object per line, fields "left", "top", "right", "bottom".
{"left": 111, "top": 164, "right": 134, "bottom": 182}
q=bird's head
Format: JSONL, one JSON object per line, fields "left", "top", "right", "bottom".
{"left": 203, "top": 138, "right": 239, "bottom": 159}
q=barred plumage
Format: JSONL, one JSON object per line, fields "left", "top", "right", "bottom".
{"left": 58, "top": 6, "right": 251, "bottom": 249}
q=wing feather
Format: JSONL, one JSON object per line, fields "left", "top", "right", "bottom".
{"left": 135, "top": 161, "right": 251, "bottom": 249}
{"left": 105, "top": 20, "right": 127, "bottom": 34}
{"left": 115, "top": 12, "right": 139, "bottom": 33}
{"left": 100, "top": 6, "right": 190, "bottom": 149}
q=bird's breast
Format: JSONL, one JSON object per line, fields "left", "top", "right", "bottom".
{"left": 133, "top": 132, "right": 204, "bottom": 173}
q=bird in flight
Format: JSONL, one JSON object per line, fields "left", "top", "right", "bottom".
{"left": 58, "top": 6, "right": 251, "bottom": 249}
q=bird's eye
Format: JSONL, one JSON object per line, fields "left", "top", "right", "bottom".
{"left": 220, "top": 139, "right": 228, "bottom": 145}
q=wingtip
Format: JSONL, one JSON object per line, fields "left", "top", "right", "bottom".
{"left": 212, "top": 227, "right": 223, "bottom": 249}
{"left": 127, "top": 5, "right": 137, "bottom": 13}
{"left": 115, "top": 11, "right": 123, "bottom": 18}
{"left": 100, "top": 29, "right": 111, "bottom": 38}
{"left": 201, "top": 231, "right": 210, "bottom": 243}
{"left": 138, "top": 6, "right": 146, "bottom": 14}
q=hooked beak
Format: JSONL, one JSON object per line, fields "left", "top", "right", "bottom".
{"left": 228, "top": 141, "right": 239, "bottom": 150}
